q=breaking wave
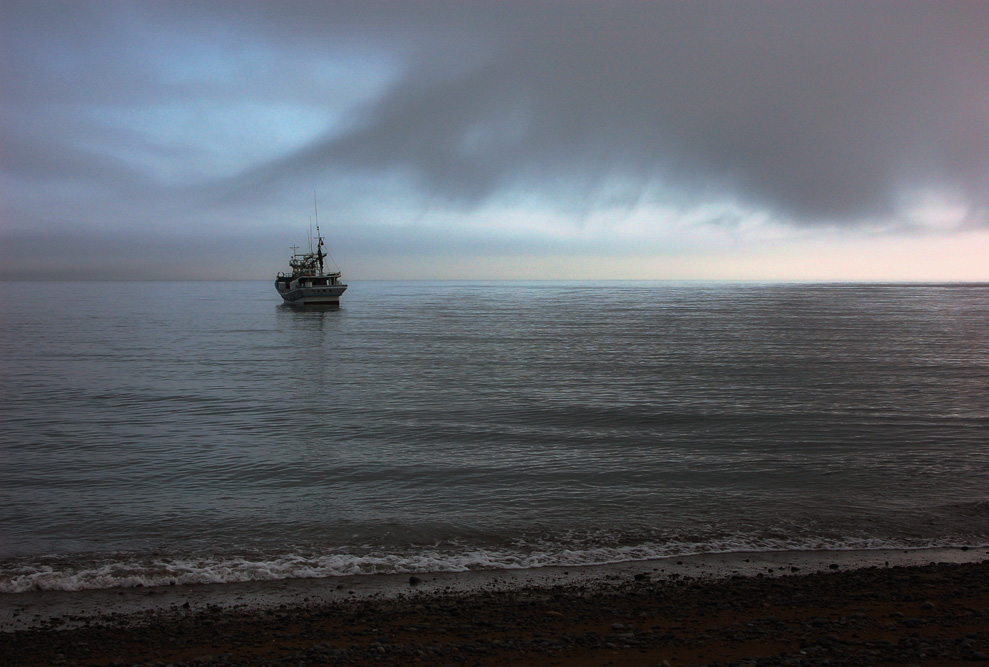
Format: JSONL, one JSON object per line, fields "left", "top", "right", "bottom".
{"left": 2, "top": 534, "right": 979, "bottom": 594}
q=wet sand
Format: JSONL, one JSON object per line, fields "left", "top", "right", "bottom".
{"left": 2, "top": 548, "right": 988, "bottom": 665}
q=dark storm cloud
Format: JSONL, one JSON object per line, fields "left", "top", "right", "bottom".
{"left": 233, "top": 1, "right": 989, "bottom": 225}
{"left": 3, "top": 0, "right": 988, "bottom": 247}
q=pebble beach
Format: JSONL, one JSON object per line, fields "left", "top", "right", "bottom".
{"left": 3, "top": 549, "right": 988, "bottom": 666}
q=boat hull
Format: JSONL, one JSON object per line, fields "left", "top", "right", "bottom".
{"left": 276, "top": 283, "right": 347, "bottom": 306}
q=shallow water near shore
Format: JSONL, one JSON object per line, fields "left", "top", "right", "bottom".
{"left": 2, "top": 281, "right": 988, "bottom": 595}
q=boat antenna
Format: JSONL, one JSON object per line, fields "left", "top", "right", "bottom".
{"left": 313, "top": 191, "right": 326, "bottom": 273}
{"left": 310, "top": 190, "right": 319, "bottom": 253}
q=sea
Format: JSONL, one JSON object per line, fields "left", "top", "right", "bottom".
{"left": 1, "top": 280, "right": 988, "bottom": 595}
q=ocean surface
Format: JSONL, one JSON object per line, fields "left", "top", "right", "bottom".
{"left": 1, "top": 280, "right": 988, "bottom": 594}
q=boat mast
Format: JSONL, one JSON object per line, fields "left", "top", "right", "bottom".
{"left": 314, "top": 191, "right": 325, "bottom": 274}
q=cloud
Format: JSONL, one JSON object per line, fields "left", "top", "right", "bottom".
{"left": 230, "top": 1, "right": 989, "bottom": 227}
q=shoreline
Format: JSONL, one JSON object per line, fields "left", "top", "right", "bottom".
{"left": 2, "top": 548, "right": 989, "bottom": 666}
{"left": 2, "top": 546, "right": 987, "bottom": 633}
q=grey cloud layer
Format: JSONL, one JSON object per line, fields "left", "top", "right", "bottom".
{"left": 236, "top": 1, "right": 989, "bottom": 225}
{"left": 4, "top": 1, "right": 989, "bottom": 232}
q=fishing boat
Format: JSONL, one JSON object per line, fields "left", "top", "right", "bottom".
{"left": 274, "top": 211, "right": 347, "bottom": 306}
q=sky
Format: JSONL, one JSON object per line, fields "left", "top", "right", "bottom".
{"left": 2, "top": 0, "right": 988, "bottom": 281}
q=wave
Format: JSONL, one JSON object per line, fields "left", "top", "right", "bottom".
{"left": 2, "top": 534, "right": 982, "bottom": 594}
